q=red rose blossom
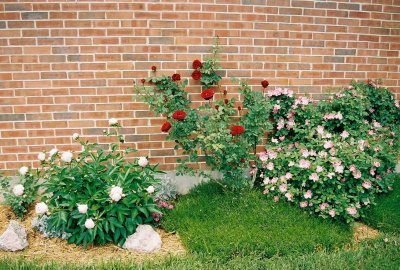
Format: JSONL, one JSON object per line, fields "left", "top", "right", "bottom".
{"left": 261, "top": 80, "right": 269, "bottom": 88}
{"left": 230, "top": 125, "right": 245, "bottom": 136}
{"left": 240, "top": 158, "right": 246, "bottom": 163}
{"left": 192, "top": 59, "right": 203, "bottom": 69}
{"left": 224, "top": 99, "right": 228, "bottom": 104}
{"left": 151, "top": 66, "right": 157, "bottom": 72}
{"left": 161, "top": 121, "right": 172, "bottom": 132}
{"left": 201, "top": 88, "right": 215, "bottom": 100}
{"left": 238, "top": 106, "right": 242, "bottom": 111}
{"left": 172, "top": 73, "right": 181, "bottom": 81}
{"left": 140, "top": 79, "right": 145, "bottom": 84}
{"left": 172, "top": 110, "right": 186, "bottom": 121}
{"left": 215, "top": 105, "right": 219, "bottom": 110}
{"left": 223, "top": 90, "right": 227, "bottom": 96}
{"left": 191, "top": 70, "right": 202, "bottom": 80}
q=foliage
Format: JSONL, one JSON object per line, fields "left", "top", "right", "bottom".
{"left": 198, "top": 38, "right": 222, "bottom": 88}
{"left": 36, "top": 122, "right": 162, "bottom": 248}
{"left": 31, "top": 215, "right": 71, "bottom": 239}
{"left": 261, "top": 81, "right": 400, "bottom": 222}
{"left": 162, "top": 182, "right": 352, "bottom": 260}
{"left": 136, "top": 42, "right": 273, "bottom": 190}
{"left": 362, "top": 173, "right": 400, "bottom": 234}
{"left": 0, "top": 168, "right": 41, "bottom": 219}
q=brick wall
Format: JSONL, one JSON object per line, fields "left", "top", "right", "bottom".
{"left": 0, "top": 0, "right": 399, "bottom": 174}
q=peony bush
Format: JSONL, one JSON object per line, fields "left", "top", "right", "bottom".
{"left": 34, "top": 121, "right": 162, "bottom": 247}
{"left": 260, "top": 81, "right": 399, "bottom": 222}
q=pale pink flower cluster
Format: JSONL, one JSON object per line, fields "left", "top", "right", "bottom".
{"left": 323, "top": 141, "right": 334, "bottom": 149}
{"left": 258, "top": 151, "right": 268, "bottom": 162}
{"left": 267, "top": 87, "right": 294, "bottom": 97}
{"left": 279, "top": 184, "right": 287, "bottom": 193}
{"left": 277, "top": 119, "right": 285, "bottom": 130}
{"left": 304, "top": 190, "right": 312, "bottom": 199}
{"left": 346, "top": 207, "right": 357, "bottom": 216}
{"left": 284, "top": 192, "right": 293, "bottom": 201}
{"left": 266, "top": 162, "right": 274, "bottom": 171}
{"left": 298, "top": 159, "right": 311, "bottom": 169}
{"left": 272, "top": 104, "right": 281, "bottom": 114}
{"left": 362, "top": 181, "right": 372, "bottom": 189}
{"left": 319, "top": 203, "right": 329, "bottom": 211}
{"left": 299, "top": 201, "right": 308, "bottom": 208}
{"left": 323, "top": 112, "right": 343, "bottom": 120}
{"left": 309, "top": 173, "right": 319, "bottom": 182}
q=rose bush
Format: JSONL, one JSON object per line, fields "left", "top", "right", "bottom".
{"left": 34, "top": 121, "right": 162, "bottom": 247}
{"left": 259, "top": 81, "right": 399, "bottom": 222}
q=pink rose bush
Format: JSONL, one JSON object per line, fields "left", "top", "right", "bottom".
{"left": 260, "top": 81, "right": 399, "bottom": 223}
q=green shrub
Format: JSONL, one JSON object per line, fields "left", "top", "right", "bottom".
{"left": 35, "top": 121, "right": 162, "bottom": 247}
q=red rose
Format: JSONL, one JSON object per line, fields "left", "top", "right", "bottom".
{"left": 161, "top": 121, "right": 172, "bottom": 132}
{"left": 172, "top": 110, "right": 186, "bottom": 121}
{"left": 140, "top": 79, "right": 145, "bottom": 84}
{"left": 215, "top": 105, "right": 219, "bottom": 110}
{"left": 201, "top": 88, "right": 215, "bottom": 100}
{"left": 151, "top": 66, "right": 157, "bottom": 72}
{"left": 230, "top": 125, "right": 245, "bottom": 136}
{"left": 261, "top": 80, "right": 269, "bottom": 88}
{"left": 224, "top": 99, "right": 228, "bottom": 104}
{"left": 192, "top": 59, "right": 203, "bottom": 69}
{"left": 240, "top": 158, "right": 246, "bottom": 163}
{"left": 172, "top": 73, "right": 181, "bottom": 81}
{"left": 191, "top": 70, "right": 202, "bottom": 80}
{"left": 238, "top": 106, "right": 242, "bottom": 111}
{"left": 223, "top": 90, "right": 227, "bottom": 96}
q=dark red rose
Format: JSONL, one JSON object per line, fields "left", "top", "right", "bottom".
{"left": 191, "top": 70, "right": 202, "bottom": 80}
{"left": 140, "top": 79, "right": 145, "bottom": 84}
{"left": 224, "top": 99, "right": 228, "bottom": 104}
{"left": 151, "top": 66, "right": 157, "bottom": 72}
{"left": 238, "top": 106, "right": 242, "bottom": 111}
{"left": 215, "top": 105, "right": 219, "bottom": 110}
{"left": 172, "top": 110, "right": 186, "bottom": 121}
{"left": 192, "top": 59, "right": 203, "bottom": 69}
{"left": 172, "top": 73, "right": 181, "bottom": 81}
{"left": 201, "top": 88, "right": 215, "bottom": 100}
{"left": 161, "top": 121, "right": 172, "bottom": 132}
{"left": 223, "top": 90, "right": 227, "bottom": 96}
{"left": 230, "top": 125, "right": 245, "bottom": 136}
{"left": 240, "top": 158, "right": 246, "bottom": 163}
{"left": 261, "top": 80, "right": 269, "bottom": 88}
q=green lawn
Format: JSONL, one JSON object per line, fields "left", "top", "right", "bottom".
{"left": 161, "top": 182, "right": 352, "bottom": 260}
{"left": 362, "top": 174, "right": 400, "bottom": 234}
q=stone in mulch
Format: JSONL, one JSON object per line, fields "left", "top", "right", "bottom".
{"left": 0, "top": 220, "right": 28, "bottom": 252}
{"left": 123, "top": 225, "right": 162, "bottom": 253}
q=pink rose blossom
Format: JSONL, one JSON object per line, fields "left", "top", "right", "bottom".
{"left": 299, "top": 159, "right": 311, "bottom": 169}
{"left": 319, "top": 203, "right": 328, "bottom": 211}
{"left": 316, "top": 166, "right": 324, "bottom": 173}
{"left": 285, "top": 172, "right": 293, "bottom": 179}
{"left": 373, "top": 161, "right": 381, "bottom": 167}
{"left": 285, "top": 192, "right": 293, "bottom": 201}
{"left": 341, "top": 131, "right": 349, "bottom": 139}
{"left": 271, "top": 138, "right": 279, "bottom": 144}
{"left": 267, "top": 150, "right": 277, "bottom": 159}
{"left": 353, "top": 170, "right": 362, "bottom": 179}
{"left": 334, "top": 165, "right": 344, "bottom": 174}
{"left": 279, "top": 184, "right": 288, "bottom": 193}
{"left": 279, "top": 136, "right": 285, "bottom": 141}
{"left": 370, "top": 169, "right": 375, "bottom": 176}
{"left": 300, "top": 201, "right": 308, "bottom": 208}
{"left": 263, "top": 189, "right": 269, "bottom": 194}
{"left": 272, "top": 104, "right": 281, "bottom": 114}
{"left": 349, "top": 165, "right": 356, "bottom": 172}
{"left": 316, "top": 126, "right": 324, "bottom": 135}
{"left": 273, "top": 196, "right": 280, "bottom": 202}
{"left": 266, "top": 162, "right": 274, "bottom": 171}
{"left": 362, "top": 181, "right": 372, "bottom": 189}
{"left": 263, "top": 178, "right": 271, "bottom": 185}
{"left": 309, "top": 173, "right": 319, "bottom": 182}
{"left": 324, "top": 141, "right": 334, "bottom": 149}
{"left": 329, "top": 209, "right": 336, "bottom": 217}
{"left": 304, "top": 190, "right": 313, "bottom": 199}
{"left": 277, "top": 119, "right": 285, "bottom": 130}
{"left": 271, "top": 177, "right": 278, "bottom": 184}
{"left": 259, "top": 152, "right": 268, "bottom": 162}
{"left": 347, "top": 207, "right": 357, "bottom": 216}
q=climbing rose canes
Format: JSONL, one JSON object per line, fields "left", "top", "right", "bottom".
{"left": 172, "top": 110, "right": 186, "bottom": 121}
{"left": 161, "top": 121, "right": 172, "bottom": 132}
{"left": 230, "top": 125, "right": 245, "bottom": 136}
{"left": 201, "top": 88, "right": 215, "bottom": 100}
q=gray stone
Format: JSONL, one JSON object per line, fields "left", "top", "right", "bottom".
{"left": 0, "top": 220, "right": 28, "bottom": 251}
{"left": 122, "top": 225, "right": 161, "bottom": 253}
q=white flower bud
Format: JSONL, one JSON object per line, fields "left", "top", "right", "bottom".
{"left": 61, "top": 151, "right": 73, "bottom": 163}
{"left": 108, "top": 118, "right": 118, "bottom": 126}
{"left": 146, "top": 185, "right": 155, "bottom": 194}
{"left": 12, "top": 184, "right": 24, "bottom": 196}
{"left": 35, "top": 202, "right": 49, "bottom": 215}
{"left": 77, "top": 204, "right": 88, "bottom": 214}
{"left": 72, "top": 133, "right": 80, "bottom": 141}
{"left": 84, "top": 218, "right": 95, "bottom": 229}
{"left": 49, "top": 148, "right": 58, "bottom": 157}
{"left": 19, "top": 166, "right": 29, "bottom": 176}
{"left": 138, "top": 156, "right": 148, "bottom": 167}
{"left": 38, "top": 152, "right": 46, "bottom": 161}
{"left": 109, "top": 186, "right": 123, "bottom": 202}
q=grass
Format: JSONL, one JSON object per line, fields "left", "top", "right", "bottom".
{"left": 362, "top": 174, "right": 400, "bottom": 234}
{"left": 1, "top": 235, "right": 399, "bottom": 269}
{"left": 161, "top": 182, "right": 352, "bottom": 259}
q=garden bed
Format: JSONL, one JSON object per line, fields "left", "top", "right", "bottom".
{"left": 0, "top": 205, "right": 185, "bottom": 264}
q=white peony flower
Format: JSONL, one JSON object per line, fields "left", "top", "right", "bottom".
{"left": 77, "top": 204, "right": 88, "bottom": 214}
{"left": 61, "top": 151, "right": 73, "bottom": 163}
{"left": 49, "top": 148, "right": 58, "bottom": 157}
{"left": 138, "top": 156, "right": 149, "bottom": 167}
{"left": 38, "top": 152, "right": 46, "bottom": 161}
{"left": 146, "top": 185, "right": 155, "bottom": 194}
{"left": 110, "top": 186, "right": 123, "bottom": 202}
{"left": 84, "top": 218, "right": 95, "bottom": 229}
{"left": 12, "top": 184, "right": 24, "bottom": 196}
{"left": 108, "top": 118, "right": 118, "bottom": 126}
{"left": 72, "top": 133, "right": 80, "bottom": 141}
{"left": 19, "top": 166, "right": 29, "bottom": 176}
{"left": 35, "top": 202, "right": 49, "bottom": 215}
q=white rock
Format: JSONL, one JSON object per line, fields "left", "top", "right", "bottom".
{"left": 0, "top": 220, "right": 28, "bottom": 251}
{"left": 122, "top": 225, "right": 161, "bottom": 253}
